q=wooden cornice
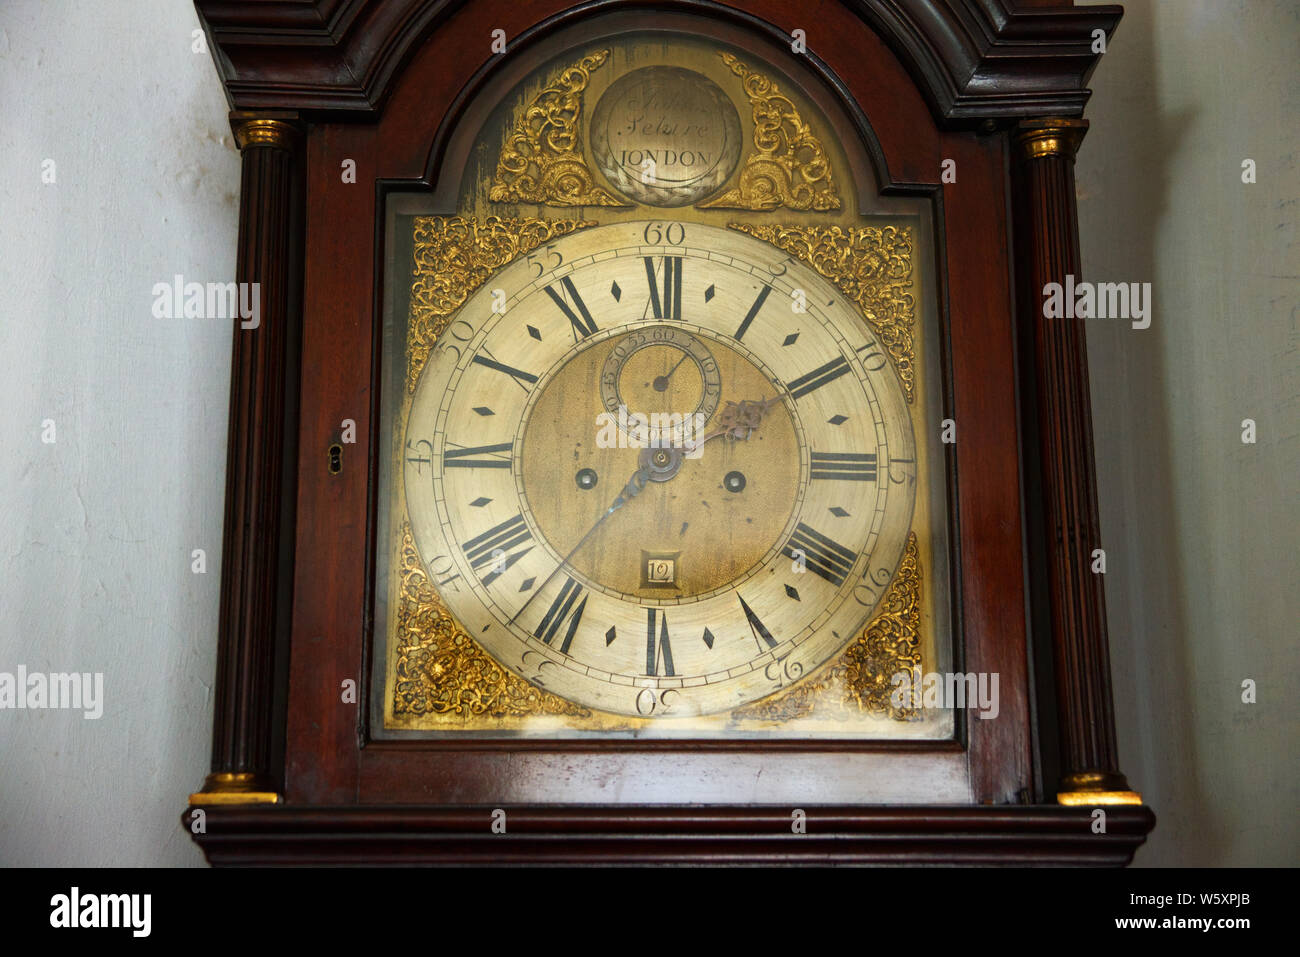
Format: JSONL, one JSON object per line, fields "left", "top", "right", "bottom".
{"left": 194, "top": 0, "right": 1120, "bottom": 125}
{"left": 854, "top": 0, "right": 1122, "bottom": 122}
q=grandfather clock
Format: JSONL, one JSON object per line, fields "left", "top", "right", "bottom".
{"left": 186, "top": 0, "right": 1153, "bottom": 864}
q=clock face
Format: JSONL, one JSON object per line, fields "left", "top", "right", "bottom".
{"left": 404, "top": 221, "right": 916, "bottom": 717}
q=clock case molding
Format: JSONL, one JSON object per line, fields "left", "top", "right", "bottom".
{"left": 186, "top": 0, "right": 1155, "bottom": 865}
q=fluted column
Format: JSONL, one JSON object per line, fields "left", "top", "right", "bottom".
{"left": 190, "top": 113, "right": 303, "bottom": 806}
{"left": 1013, "top": 119, "right": 1141, "bottom": 806}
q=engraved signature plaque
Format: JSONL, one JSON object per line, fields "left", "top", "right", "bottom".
{"left": 589, "top": 66, "right": 742, "bottom": 207}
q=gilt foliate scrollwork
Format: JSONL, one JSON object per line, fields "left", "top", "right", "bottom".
{"left": 393, "top": 522, "right": 590, "bottom": 719}
{"left": 729, "top": 222, "right": 916, "bottom": 403}
{"left": 488, "top": 49, "right": 629, "bottom": 207}
{"left": 731, "top": 533, "right": 923, "bottom": 722}
{"left": 698, "top": 53, "right": 841, "bottom": 212}
{"left": 407, "top": 215, "right": 594, "bottom": 393}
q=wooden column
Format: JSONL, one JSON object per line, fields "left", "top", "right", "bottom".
{"left": 190, "top": 113, "right": 303, "bottom": 806}
{"left": 1012, "top": 119, "right": 1142, "bottom": 806}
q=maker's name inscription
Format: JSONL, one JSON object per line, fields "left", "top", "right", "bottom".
{"left": 590, "top": 66, "right": 742, "bottom": 207}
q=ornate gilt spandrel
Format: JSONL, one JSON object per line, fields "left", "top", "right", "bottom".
{"left": 698, "top": 53, "right": 842, "bottom": 212}
{"left": 488, "top": 49, "right": 630, "bottom": 208}
{"left": 732, "top": 533, "right": 923, "bottom": 723}
{"left": 406, "top": 216, "right": 595, "bottom": 394}
{"left": 730, "top": 222, "right": 917, "bottom": 403}
{"left": 393, "top": 522, "right": 590, "bottom": 719}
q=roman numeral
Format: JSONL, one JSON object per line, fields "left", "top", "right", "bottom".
{"left": 786, "top": 344, "right": 880, "bottom": 399}
{"left": 442, "top": 441, "right": 512, "bottom": 469}
{"left": 787, "top": 355, "right": 852, "bottom": 399}
{"left": 645, "top": 607, "right": 675, "bottom": 676}
{"left": 471, "top": 353, "right": 538, "bottom": 392}
{"left": 784, "top": 522, "right": 857, "bottom": 586}
{"left": 544, "top": 277, "right": 599, "bottom": 341}
{"left": 810, "top": 451, "right": 877, "bottom": 481}
{"left": 644, "top": 256, "right": 683, "bottom": 320}
{"left": 738, "top": 596, "right": 778, "bottom": 655}
{"left": 733, "top": 285, "right": 772, "bottom": 341}
{"left": 462, "top": 513, "right": 533, "bottom": 586}
{"left": 534, "top": 577, "right": 587, "bottom": 655}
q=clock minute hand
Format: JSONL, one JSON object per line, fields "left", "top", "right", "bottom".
{"left": 511, "top": 396, "right": 777, "bottom": 626}
{"left": 510, "top": 462, "right": 652, "bottom": 625}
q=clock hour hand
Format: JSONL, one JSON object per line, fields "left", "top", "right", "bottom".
{"left": 687, "top": 394, "right": 779, "bottom": 451}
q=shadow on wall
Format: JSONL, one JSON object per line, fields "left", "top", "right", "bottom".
{"left": 1077, "top": 0, "right": 1201, "bottom": 865}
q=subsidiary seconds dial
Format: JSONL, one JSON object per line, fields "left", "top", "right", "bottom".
{"left": 404, "top": 221, "right": 916, "bottom": 717}
{"left": 598, "top": 325, "right": 722, "bottom": 445}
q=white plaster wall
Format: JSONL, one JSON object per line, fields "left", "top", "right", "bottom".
{"left": 1077, "top": 0, "right": 1299, "bottom": 865}
{"left": 0, "top": 1, "right": 239, "bottom": 866}
{"left": 0, "top": 0, "right": 1293, "bottom": 867}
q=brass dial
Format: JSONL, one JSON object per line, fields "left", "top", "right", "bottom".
{"left": 404, "top": 221, "right": 915, "bottom": 717}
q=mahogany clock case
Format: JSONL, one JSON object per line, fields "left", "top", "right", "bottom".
{"left": 189, "top": 0, "right": 1154, "bottom": 865}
